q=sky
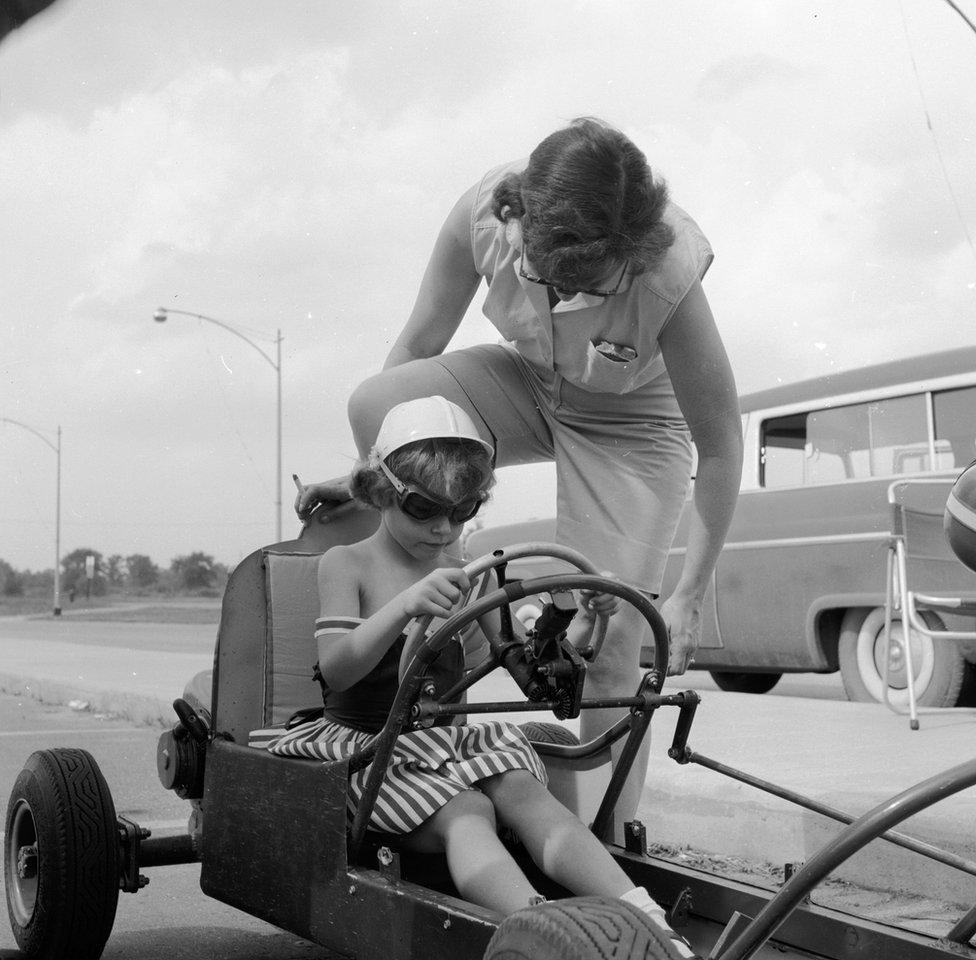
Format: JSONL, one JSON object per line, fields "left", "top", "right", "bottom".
{"left": 1, "top": 0, "right": 975, "bottom": 574}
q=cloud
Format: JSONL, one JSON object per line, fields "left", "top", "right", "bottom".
{"left": 696, "top": 53, "right": 808, "bottom": 104}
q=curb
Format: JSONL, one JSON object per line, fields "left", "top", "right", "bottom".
{"left": 0, "top": 672, "right": 173, "bottom": 728}
{"left": 640, "top": 778, "right": 975, "bottom": 909}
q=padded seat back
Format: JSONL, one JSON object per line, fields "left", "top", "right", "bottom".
{"left": 212, "top": 503, "right": 379, "bottom": 744}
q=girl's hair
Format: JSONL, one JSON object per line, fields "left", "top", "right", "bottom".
{"left": 351, "top": 437, "right": 495, "bottom": 512}
{"left": 491, "top": 117, "right": 674, "bottom": 290}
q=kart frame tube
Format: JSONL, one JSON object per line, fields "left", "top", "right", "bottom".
{"left": 716, "top": 756, "right": 976, "bottom": 960}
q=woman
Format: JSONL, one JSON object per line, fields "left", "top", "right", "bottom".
{"left": 299, "top": 117, "right": 742, "bottom": 828}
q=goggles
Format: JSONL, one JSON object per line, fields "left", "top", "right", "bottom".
{"left": 519, "top": 250, "right": 628, "bottom": 298}
{"left": 379, "top": 459, "right": 485, "bottom": 524}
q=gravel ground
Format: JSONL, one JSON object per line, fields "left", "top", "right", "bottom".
{"left": 649, "top": 843, "right": 971, "bottom": 940}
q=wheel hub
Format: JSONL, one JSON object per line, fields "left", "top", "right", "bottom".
{"left": 873, "top": 623, "right": 923, "bottom": 690}
{"left": 16, "top": 843, "right": 37, "bottom": 879}
{"left": 7, "top": 801, "right": 38, "bottom": 926}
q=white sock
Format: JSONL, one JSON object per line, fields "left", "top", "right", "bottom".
{"left": 620, "top": 887, "right": 697, "bottom": 959}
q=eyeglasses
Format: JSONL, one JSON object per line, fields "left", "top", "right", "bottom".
{"left": 519, "top": 250, "right": 628, "bottom": 298}
{"left": 379, "top": 459, "right": 485, "bottom": 524}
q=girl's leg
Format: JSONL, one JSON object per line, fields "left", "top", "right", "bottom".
{"left": 481, "top": 771, "right": 700, "bottom": 958}
{"left": 401, "top": 788, "right": 541, "bottom": 914}
{"left": 479, "top": 770, "right": 632, "bottom": 898}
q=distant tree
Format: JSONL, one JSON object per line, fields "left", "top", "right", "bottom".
{"left": 61, "top": 548, "right": 106, "bottom": 596}
{"left": 22, "top": 569, "right": 53, "bottom": 595}
{"left": 0, "top": 559, "right": 24, "bottom": 597}
{"left": 105, "top": 554, "right": 127, "bottom": 587}
{"left": 126, "top": 554, "right": 158, "bottom": 590}
{"left": 170, "top": 552, "right": 216, "bottom": 591}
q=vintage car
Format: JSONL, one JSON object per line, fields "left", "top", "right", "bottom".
{"left": 5, "top": 499, "right": 976, "bottom": 960}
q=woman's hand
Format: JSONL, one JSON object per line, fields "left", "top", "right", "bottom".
{"left": 400, "top": 568, "right": 471, "bottom": 619}
{"left": 659, "top": 592, "right": 702, "bottom": 676}
{"left": 294, "top": 476, "right": 353, "bottom": 521}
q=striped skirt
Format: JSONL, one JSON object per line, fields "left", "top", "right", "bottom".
{"left": 249, "top": 718, "right": 548, "bottom": 835}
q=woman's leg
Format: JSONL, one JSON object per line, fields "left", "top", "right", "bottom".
{"left": 577, "top": 605, "right": 650, "bottom": 839}
{"left": 479, "top": 770, "right": 632, "bottom": 898}
{"left": 347, "top": 345, "right": 553, "bottom": 464}
{"left": 401, "top": 788, "right": 540, "bottom": 914}
{"left": 551, "top": 403, "right": 694, "bottom": 837}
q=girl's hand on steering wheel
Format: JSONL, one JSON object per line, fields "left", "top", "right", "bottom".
{"left": 578, "top": 571, "right": 620, "bottom": 621}
{"left": 400, "top": 568, "right": 471, "bottom": 619}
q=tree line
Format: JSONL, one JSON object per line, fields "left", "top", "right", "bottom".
{"left": 0, "top": 548, "right": 230, "bottom": 598}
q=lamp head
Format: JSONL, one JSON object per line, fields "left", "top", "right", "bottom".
{"left": 153, "top": 308, "right": 168, "bottom": 323}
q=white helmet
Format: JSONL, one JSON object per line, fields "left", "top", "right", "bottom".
{"left": 372, "top": 395, "right": 493, "bottom": 460}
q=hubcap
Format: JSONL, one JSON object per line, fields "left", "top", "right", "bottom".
{"left": 873, "top": 622, "right": 923, "bottom": 690}
{"left": 6, "top": 801, "right": 38, "bottom": 926}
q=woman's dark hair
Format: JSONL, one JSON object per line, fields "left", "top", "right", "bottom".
{"left": 491, "top": 117, "right": 674, "bottom": 289}
{"left": 351, "top": 437, "right": 495, "bottom": 512}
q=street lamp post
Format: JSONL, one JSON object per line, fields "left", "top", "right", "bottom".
{"left": 153, "top": 307, "right": 284, "bottom": 541}
{"left": 1, "top": 418, "right": 62, "bottom": 616}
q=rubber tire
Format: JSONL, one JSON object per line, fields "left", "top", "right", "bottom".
{"left": 4, "top": 748, "right": 120, "bottom": 960}
{"left": 519, "top": 721, "right": 581, "bottom": 746}
{"left": 709, "top": 671, "right": 782, "bottom": 694}
{"left": 838, "top": 607, "right": 965, "bottom": 708}
{"left": 483, "top": 896, "right": 689, "bottom": 960}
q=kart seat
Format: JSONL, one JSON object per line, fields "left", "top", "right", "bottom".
{"left": 210, "top": 503, "right": 379, "bottom": 745}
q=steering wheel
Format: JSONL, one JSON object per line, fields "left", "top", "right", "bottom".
{"left": 348, "top": 543, "right": 669, "bottom": 856}
{"left": 397, "top": 542, "right": 612, "bottom": 684}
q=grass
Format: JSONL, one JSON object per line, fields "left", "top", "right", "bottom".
{"left": 0, "top": 594, "right": 221, "bottom": 624}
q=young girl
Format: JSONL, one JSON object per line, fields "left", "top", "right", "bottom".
{"left": 261, "top": 396, "right": 696, "bottom": 955}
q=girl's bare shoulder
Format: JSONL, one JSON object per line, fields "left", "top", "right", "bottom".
{"left": 317, "top": 541, "right": 371, "bottom": 580}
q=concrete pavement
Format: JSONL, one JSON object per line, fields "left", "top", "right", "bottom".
{"left": 1, "top": 610, "right": 975, "bottom": 908}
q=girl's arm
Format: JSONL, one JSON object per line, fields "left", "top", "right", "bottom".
{"left": 657, "top": 280, "right": 744, "bottom": 675}
{"left": 566, "top": 581, "right": 620, "bottom": 649}
{"left": 316, "top": 550, "right": 472, "bottom": 691}
{"left": 383, "top": 185, "right": 482, "bottom": 369}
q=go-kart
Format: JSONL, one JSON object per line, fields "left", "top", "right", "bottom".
{"left": 5, "top": 502, "right": 976, "bottom": 960}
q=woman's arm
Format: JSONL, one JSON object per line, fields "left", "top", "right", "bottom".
{"left": 295, "top": 186, "right": 483, "bottom": 519}
{"left": 316, "top": 550, "right": 472, "bottom": 691}
{"left": 383, "top": 184, "right": 483, "bottom": 369}
{"left": 658, "top": 280, "right": 743, "bottom": 675}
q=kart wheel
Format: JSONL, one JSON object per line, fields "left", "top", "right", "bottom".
{"left": 4, "top": 748, "right": 120, "bottom": 960}
{"left": 519, "top": 721, "right": 580, "bottom": 746}
{"left": 709, "top": 671, "right": 782, "bottom": 694}
{"left": 838, "top": 606, "right": 965, "bottom": 707}
{"left": 483, "top": 896, "right": 694, "bottom": 960}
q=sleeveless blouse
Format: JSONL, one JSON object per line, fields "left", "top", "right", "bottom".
{"left": 469, "top": 159, "right": 714, "bottom": 398}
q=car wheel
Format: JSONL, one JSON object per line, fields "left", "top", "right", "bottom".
{"left": 519, "top": 721, "right": 580, "bottom": 746}
{"left": 838, "top": 606, "right": 966, "bottom": 708}
{"left": 483, "top": 896, "right": 694, "bottom": 960}
{"left": 709, "top": 671, "right": 782, "bottom": 694}
{"left": 4, "top": 748, "right": 120, "bottom": 960}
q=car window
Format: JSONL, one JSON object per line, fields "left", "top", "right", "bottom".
{"left": 761, "top": 393, "right": 929, "bottom": 487}
{"left": 933, "top": 385, "right": 976, "bottom": 469}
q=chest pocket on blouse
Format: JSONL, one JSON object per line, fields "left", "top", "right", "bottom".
{"left": 581, "top": 339, "right": 640, "bottom": 393}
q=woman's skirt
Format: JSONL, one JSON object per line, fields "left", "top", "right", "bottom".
{"left": 249, "top": 717, "right": 547, "bottom": 835}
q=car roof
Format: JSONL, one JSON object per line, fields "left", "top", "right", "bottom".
{"left": 739, "top": 346, "right": 976, "bottom": 414}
